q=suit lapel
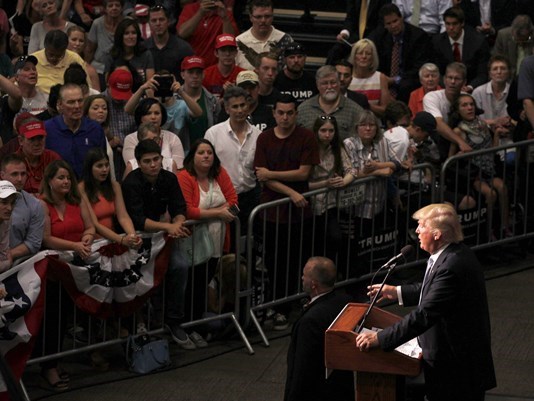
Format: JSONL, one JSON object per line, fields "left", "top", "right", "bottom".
{"left": 422, "top": 244, "right": 456, "bottom": 297}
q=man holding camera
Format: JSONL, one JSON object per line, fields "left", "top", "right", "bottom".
{"left": 177, "top": 0, "right": 239, "bottom": 67}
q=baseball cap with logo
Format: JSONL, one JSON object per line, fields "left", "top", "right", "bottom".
{"left": 108, "top": 69, "right": 133, "bottom": 101}
{"left": 236, "top": 70, "right": 259, "bottom": 87}
{"left": 14, "top": 55, "right": 38, "bottom": 74}
{"left": 0, "top": 181, "right": 20, "bottom": 199}
{"left": 181, "top": 56, "right": 206, "bottom": 71}
{"left": 19, "top": 120, "right": 47, "bottom": 139}
{"left": 215, "top": 34, "right": 237, "bottom": 49}
{"left": 284, "top": 42, "right": 306, "bottom": 57}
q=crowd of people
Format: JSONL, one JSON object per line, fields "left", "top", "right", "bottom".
{"left": 0, "top": 0, "right": 533, "bottom": 394}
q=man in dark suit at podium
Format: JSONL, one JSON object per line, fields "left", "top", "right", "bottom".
{"left": 355, "top": 203, "right": 496, "bottom": 401}
{"left": 284, "top": 257, "right": 354, "bottom": 401}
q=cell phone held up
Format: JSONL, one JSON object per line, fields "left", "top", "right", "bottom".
{"left": 154, "top": 75, "right": 174, "bottom": 99}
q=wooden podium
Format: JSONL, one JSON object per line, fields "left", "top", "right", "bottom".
{"left": 325, "top": 303, "right": 421, "bottom": 401}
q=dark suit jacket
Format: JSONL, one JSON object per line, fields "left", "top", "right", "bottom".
{"left": 368, "top": 22, "right": 431, "bottom": 100}
{"left": 493, "top": 26, "right": 534, "bottom": 78}
{"left": 284, "top": 290, "right": 354, "bottom": 401}
{"left": 432, "top": 26, "right": 490, "bottom": 89}
{"left": 377, "top": 243, "right": 496, "bottom": 398}
{"left": 343, "top": 0, "right": 391, "bottom": 41}
{"left": 346, "top": 90, "right": 370, "bottom": 110}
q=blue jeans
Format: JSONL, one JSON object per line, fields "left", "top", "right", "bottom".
{"left": 165, "top": 240, "right": 190, "bottom": 323}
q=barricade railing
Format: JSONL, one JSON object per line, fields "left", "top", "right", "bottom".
{"left": 440, "top": 138, "right": 534, "bottom": 249}
{"left": 13, "top": 138, "right": 534, "bottom": 387}
{"left": 245, "top": 163, "right": 437, "bottom": 345}
{"left": 24, "top": 218, "right": 252, "bottom": 375}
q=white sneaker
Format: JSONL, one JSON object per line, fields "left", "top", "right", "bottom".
{"left": 189, "top": 331, "right": 208, "bottom": 348}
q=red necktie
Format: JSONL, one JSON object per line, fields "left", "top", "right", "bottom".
{"left": 391, "top": 39, "right": 401, "bottom": 78}
{"left": 390, "top": 39, "right": 401, "bottom": 97}
{"left": 453, "top": 42, "right": 461, "bottom": 62}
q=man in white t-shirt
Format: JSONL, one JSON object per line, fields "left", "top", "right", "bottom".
{"left": 14, "top": 55, "right": 48, "bottom": 115}
{"left": 235, "top": 0, "right": 293, "bottom": 70}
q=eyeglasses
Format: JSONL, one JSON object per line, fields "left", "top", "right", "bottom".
{"left": 150, "top": 5, "right": 165, "bottom": 11}
{"left": 319, "top": 115, "right": 336, "bottom": 121}
{"left": 359, "top": 123, "right": 376, "bottom": 128}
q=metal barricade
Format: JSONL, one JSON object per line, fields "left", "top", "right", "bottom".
{"left": 440, "top": 138, "right": 534, "bottom": 248}
{"left": 26, "top": 221, "right": 253, "bottom": 373}
{"left": 245, "top": 163, "right": 436, "bottom": 345}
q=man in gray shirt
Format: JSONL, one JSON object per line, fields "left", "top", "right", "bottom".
{"left": 0, "top": 154, "right": 44, "bottom": 261}
{"left": 297, "top": 65, "right": 363, "bottom": 140}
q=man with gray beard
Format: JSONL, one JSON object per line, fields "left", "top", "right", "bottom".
{"left": 297, "top": 65, "right": 363, "bottom": 140}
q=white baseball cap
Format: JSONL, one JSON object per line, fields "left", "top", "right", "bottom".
{"left": 0, "top": 181, "right": 19, "bottom": 199}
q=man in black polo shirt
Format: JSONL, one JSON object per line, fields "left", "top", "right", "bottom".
{"left": 122, "top": 140, "right": 196, "bottom": 349}
{"left": 145, "top": 5, "right": 194, "bottom": 81}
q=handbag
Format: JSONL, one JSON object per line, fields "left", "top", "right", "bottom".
{"left": 179, "top": 223, "right": 215, "bottom": 265}
{"left": 178, "top": 180, "right": 215, "bottom": 265}
{"left": 126, "top": 334, "right": 171, "bottom": 374}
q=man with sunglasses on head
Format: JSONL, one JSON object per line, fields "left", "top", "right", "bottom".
{"left": 145, "top": 5, "right": 193, "bottom": 81}
{"left": 297, "top": 65, "right": 363, "bottom": 140}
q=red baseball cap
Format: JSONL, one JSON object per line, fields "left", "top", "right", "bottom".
{"left": 215, "top": 34, "right": 237, "bottom": 49}
{"left": 134, "top": 4, "right": 149, "bottom": 16}
{"left": 181, "top": 56, "right": 205, "bottom": 71}
{"left": 108, "top": 69, "right": 133, "bottom": 100}
{"left": 18, "top": 120, "right": 47, "bottom": 139}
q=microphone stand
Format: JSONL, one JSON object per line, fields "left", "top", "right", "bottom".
{"left": 355, "top": 262, "right": 397, "bottom": 333}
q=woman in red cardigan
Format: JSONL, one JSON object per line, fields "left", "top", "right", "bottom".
{"left": 177, "top": 139, "right": 238, "bottom": 324}
{"left": 177, "top": 138, "right": 238, "bottom": 254}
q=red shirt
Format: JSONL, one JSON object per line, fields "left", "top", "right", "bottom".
{"left": 16, "top": 148, "right": 62, "bottom": 194}
{"left": 203, "top": 64, "right": 244, "bottom": 100}
{"left": 177, "top": 3, "right": 238, "bottom": 67}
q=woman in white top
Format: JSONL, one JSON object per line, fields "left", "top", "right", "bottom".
{"left": 123, "top": 122, "right": 178, "bottom": 179}
{"left": 348, "top": 39, "right": 391, "bottom": 117}
{"left": 28, "top": 0, "right": 75, "bottom": 54}
{"left": 122, "top": 98, "right": 185, "bottom": 169}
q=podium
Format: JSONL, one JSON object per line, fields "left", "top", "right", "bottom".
{"left": 325, "top": 303, "right": 421, "bottom": 401}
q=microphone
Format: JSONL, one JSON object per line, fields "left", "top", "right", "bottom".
{"left": 355, "top": 245, "right": 414, "bottom": 333}
{"left": 380, "top": 245, "right": 414, "bottom": 270}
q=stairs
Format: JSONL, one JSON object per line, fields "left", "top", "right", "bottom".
{"left": 242, "top": 0, "right": 348, "bottom": 70}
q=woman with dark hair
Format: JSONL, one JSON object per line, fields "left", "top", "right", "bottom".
{"left": 41, "top": 160, "right": 95, "bottom": 256}
{"left": 79, "top": 147, "right": 141, "bottom": 247}
{"left": 64, "top": 62, "right": 98, "bottom": 97}
{"left": 177, "top": 139, "right": 237, "bottom": 331}
{"left": 448, "top": 93, "right": 511, "bottom": 237}
{"left": 39, "top": 159, "right": 95, "bottom": 390}
{"left": 122, "top": 98, "right": 184, "bottom": 169}
{"left": 309, "top": 115, "right": 354, "bottom": 259}
{"left": 103, "top": 17, "right": 154, "bottom": 91}
{"left": 83, "top": 94, "right": 117, "bottom": 180}
{"left": 178, "top": 139, "right": 238, "bottom": 258}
